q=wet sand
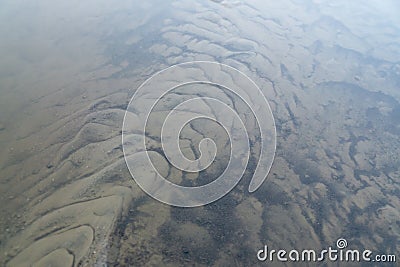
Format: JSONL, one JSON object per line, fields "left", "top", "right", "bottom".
{"left": 0, "top": 0, "right": 399, "bottom": 266}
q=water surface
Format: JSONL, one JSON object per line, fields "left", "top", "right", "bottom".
{"left": 0, "top": 0, "right": 399, "bottom": 266}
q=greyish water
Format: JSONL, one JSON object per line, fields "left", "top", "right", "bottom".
{"left": 0, "top": 0, "right": 399, "bottom": 266}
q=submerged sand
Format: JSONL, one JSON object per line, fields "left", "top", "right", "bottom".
{"left": 0, "top": 0, "right": 399, "bottom": 266}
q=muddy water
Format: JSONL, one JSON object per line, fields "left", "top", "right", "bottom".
{"left": 1, "top": 0, "right": 399, "bottom": 266}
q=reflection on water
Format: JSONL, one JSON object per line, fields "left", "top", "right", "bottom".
{"left": 0, "top": 0, "right": 399, "bottom": 266}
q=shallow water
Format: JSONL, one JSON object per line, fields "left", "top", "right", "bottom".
{"left": 0, "top": 0, "right": 399, "bottom": 266}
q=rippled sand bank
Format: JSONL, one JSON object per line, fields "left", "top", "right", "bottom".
{"left": 0, "top": 0, "right": 399, "bottom": 266}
